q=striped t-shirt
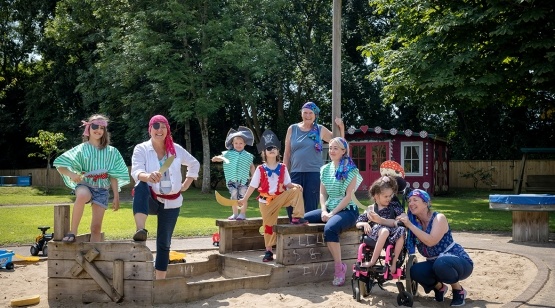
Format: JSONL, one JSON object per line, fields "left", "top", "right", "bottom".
{"left": 320, "top": 162, "right": 362, "bottom": 211}
{"left": 222, "top": 149, "right": 254, "bottom": 185}
{"left": 54, "top": 142, "right": 130, "bottom": 190}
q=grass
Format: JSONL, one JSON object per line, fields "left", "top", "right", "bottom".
{"left": 0, "top": 187, "right": 554, "bottom": 246}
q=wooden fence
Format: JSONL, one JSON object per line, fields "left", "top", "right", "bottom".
{"left": 449, "top": 160, "right": 555, "bottom": 190}
{"left": 2, "top": 160, "right": 554, "bottom": 190}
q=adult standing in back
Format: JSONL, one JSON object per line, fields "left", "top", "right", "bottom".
{"left": 283, "top": 102, "right": 345, "bottom": 214}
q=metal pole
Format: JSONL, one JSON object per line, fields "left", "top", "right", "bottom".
{"left": 331, "top": 0, "right": 342, "bottom": 137}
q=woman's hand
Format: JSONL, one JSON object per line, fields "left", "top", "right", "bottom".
{"left": 70, "top": 173, "right": 83, "bottom": 183}
{"left": 147, "top": 172, "right": 161, "bottom": 183}
{"left": 321, "top": 211, "right": 333, "bottom": 222}
{"left": 334, "top": 117, "right": 344, "bottom": 129}
{"left": 368, "top": 210, "right": 380, "bottom": 223}
{"left": 397, "top": 213, "right": 411, "bottom": 227}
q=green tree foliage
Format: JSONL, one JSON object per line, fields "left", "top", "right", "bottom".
{"left": 363, "top": 0, "right": 555, "bottom": 159}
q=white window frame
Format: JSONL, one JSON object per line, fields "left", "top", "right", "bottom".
{"left": 401, "top": 141, "right": 423, "bottom": 176}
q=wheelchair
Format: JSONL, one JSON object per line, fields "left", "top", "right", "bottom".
{"left": 351, "top": 224, "right": 418, "bottom": 307}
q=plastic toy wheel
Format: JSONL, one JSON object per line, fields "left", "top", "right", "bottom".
{"left": 42, "top": 245, "right": 48, "bottom": 257}
{"left": 30, "top": 245, "right": 39, "bottom": 256}
{"left": 351, "top": 278, "right": 361, "bottom": 302}
{"left": 5, "top": 262, "right": 14, "bottom": 270}
{"left": 406, "top": 254, "right": 418, "bottom": 295}
{"left": 397, "top": 290, "right": 413, "bottom": 307}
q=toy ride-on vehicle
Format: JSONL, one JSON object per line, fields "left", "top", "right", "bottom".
{"left": 351, "top": 232, "right": 418, "bottom": 307}
{"left": 30, "top": 226, "right": 54, "bottom": 257}
{"left": 0, "top": 249, "right": 15, "bottom": 270}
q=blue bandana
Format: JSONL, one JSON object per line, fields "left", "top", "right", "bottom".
{"left": 334, "top": 138, "right": 357, "bottom": 181}
{"left": 302, "top": 102, "right": 322, "bottom": 153}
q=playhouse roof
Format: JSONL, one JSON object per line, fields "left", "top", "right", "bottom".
{"left": 346, "top": 125, "right": 447, "bottom": 143}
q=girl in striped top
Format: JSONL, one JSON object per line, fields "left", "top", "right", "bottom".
{"left": 212, "top": 126, "right": 255, "bottom": 220}
{"left": 54, "top": 114, "right": 130, "bottom": 243}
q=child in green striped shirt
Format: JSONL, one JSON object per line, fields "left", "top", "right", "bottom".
{"left": 211, "top": 126, "right": 255, "bottom": 220}
{"left": 54, "top": 114, "right": 130, "bottom": 242}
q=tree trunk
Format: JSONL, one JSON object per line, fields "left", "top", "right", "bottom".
{"left": 198, "top": 115, "right": 211, "bottom": 193}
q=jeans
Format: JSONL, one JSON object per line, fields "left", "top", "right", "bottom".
{"left": 304, "top": 208, "right": 358, "bottom": 242}
{"left": 410, "top": 255, "right": 474, "bottom": 293}
{"left": 133, "top": 181, "right": 180, "bottom": 271}
{"left": 288, "top": 172, "right": 320, "bottom": 219}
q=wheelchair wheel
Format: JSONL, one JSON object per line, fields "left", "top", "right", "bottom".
{"left": 397, "top": 290, "right": 413, "bottom": 307}
{"left": 351, "top": 278, "right": 361, "bottom": 302}
{"left": 406, "top": 254, "right": 419, "bottom": 296}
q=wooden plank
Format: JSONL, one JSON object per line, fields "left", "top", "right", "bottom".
{"left": 489, "top": 202, "right": 555, "bottom": 212}
{"left": 218, "top": 226, "right": 233, "bottom": 254}
{"left": 48, "top": 241, "right": 153, "bottom": 261}
{"left": 113, "top": 260, "right": 124, "bottom": 298}
{"left": 74, "top": 251, "right": 122, "bottom": 302}
{"left": 165, "top": 255, "right": 219, "bottom": 279}
{"left": 53, "top": 205, "right": 70, "bottom": 241}
{"left": 277, "top": 231, "right": 359, "bottom": 250}
{"left": 512, "top": 211, "right": 549, "bottom": 242}
{"left": 48, "top": 278, "right": 152, "bottom": 305}
{"left": 49, "top": 259, "right": 154, "bottom": 280}
{"left": 216, "top": 217, "right": 289, "bottom": 228}
{"left": 276, "top": 243, "right": 359, "bottom": 265}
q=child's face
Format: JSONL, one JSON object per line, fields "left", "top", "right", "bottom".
{"left": 232, "top": 137, "right": 246, "bottom": 151}
{"left": 265, "top": 146, "right": 278, "bottom": 159}
{"left": 373, "top": 188, "right": 394, "bottom": 207}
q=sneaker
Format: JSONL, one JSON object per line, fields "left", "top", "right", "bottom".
{"left": 291, "top": 218, "right": 309, "bottom": 225}
{"left": 228, "top": 214, "right": 237, "bottom": 220}
{"left": 133, "top": 229, "right": 148, "bottom": 241}
{"left": 450, "top": 288, "right": 467, "bottom": 306}
{"left": 262, "top": 251, "right": 274, "bottom": 262}
{"left": 332, "top": 263, "right": 347, "bottom": 286}
{"left": 434, "top": 283, "right": 448, "bottom": 302}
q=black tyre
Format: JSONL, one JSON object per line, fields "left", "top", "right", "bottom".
{"left": 30, "top": 245, "right": 39, "bottom": 256}
{"left": 406, "top": 254, "right": 419, "bottom": 296}
{"left": 5, "top": 262, "right": 14, "bottom": 270}
{"left": 42, "top": 245, "right": 48, "bottom": 257}
{"left": 359, "top": 279, "right": 369, "bottom": 298}
{"left": 351, "top": 278, "right": 360, "bottom": 302}
{"left": 397, "top": 290, "right": 413, "bottom": 307}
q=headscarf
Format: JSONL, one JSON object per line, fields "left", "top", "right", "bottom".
{"left": 149, "top": 115, "right": 176, "bottom": 156}
{"left": 302, "top": 102, "right": 323, "bottom": 153}
{"left": 81, "top": 119, "right": 108, "bottom": 136}
{"left": 333, "top": 137, "right": 357, "bottom": 181}
{"left": 405, "top": 189, "right": 431, "bottom": 254}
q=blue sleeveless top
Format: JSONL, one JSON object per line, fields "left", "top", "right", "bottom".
{"left": 289, "top": 124, "right": 324, "bottom": 172}
{"left": 415, "top": 212, "right": 473, "bottom": 265}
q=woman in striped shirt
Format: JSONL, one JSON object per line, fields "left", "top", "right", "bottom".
{"left": 54, "top": 114, "right": 130, "bottom": 243}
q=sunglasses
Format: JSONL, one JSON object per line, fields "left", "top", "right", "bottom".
{"left": 266, "top": 146, "right": 278, "bottom": 151}
{"left": 90, "top": 123, "right": 105, "bottom": 130}
{"left": 152, "top": 122, "right": 167, "bottom": 130}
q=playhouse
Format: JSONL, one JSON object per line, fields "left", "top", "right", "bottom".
{"left": 344, "top": 125, "right": 448, "bottom": 195}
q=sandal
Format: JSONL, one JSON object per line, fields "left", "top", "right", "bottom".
{"left": 62, "top": 233, "right": 76, "bottom": 243}
{"left": 133, "top": 229, "right": 148, "bottom": 241}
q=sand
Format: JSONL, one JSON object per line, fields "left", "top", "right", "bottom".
{"left": 0, "top": 249, "right": 535, "bottom": 307}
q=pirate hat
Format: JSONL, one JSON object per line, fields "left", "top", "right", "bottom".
{"left": 225, "top": 126, "right": 254, "bottom": 150}
{"left": 257, "top": 129, "right": 281, "bottom": 152}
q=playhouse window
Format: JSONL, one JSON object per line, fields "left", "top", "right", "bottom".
{"left": 401, "top": 142, "right": 423, "bottom": 176}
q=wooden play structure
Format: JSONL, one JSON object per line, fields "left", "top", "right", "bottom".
{"left": 48, "top": 205, "right": 360, "bottom": 305}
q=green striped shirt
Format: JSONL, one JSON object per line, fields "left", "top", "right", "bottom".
{"left": 222, "top": 150, "right": 254, "bottom": 185}
{"left": 54, "top": 142, "right": 130, "bottom": 190}
{"left": 320, "top": 162, "right": 362, "bottom": 211}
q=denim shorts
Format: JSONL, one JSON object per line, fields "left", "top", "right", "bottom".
{"left": 76, "top": 184, "right": 109, "bottom": 209}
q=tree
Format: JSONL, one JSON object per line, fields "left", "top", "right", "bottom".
{"left": 26, "top": 130, "right": 66, "bottom": 191}
{"left": 363, "top": 0, "right": 555, "bottom": 158}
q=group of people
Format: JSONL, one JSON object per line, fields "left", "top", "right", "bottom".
{"left": 53, "top": 101, "right": 473, "bottom": 306}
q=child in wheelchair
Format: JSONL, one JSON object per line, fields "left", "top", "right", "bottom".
{"left": 355, "top": 175, "right": 405, "bottom": 273}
